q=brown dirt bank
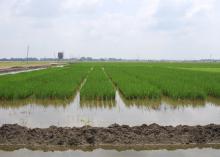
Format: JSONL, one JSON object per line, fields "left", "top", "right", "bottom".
{"left": 0, "top": 124, "right": 220, "bottom": 148}
{"left": 0, "top": 64, "right": 63, "bottom": 74}
{"left": 0, "top": 65, "right": 47, "bottom": 73}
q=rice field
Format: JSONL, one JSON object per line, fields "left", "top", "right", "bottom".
{"left": 104, "top": 66, "right": 161, "bottom": 99}
{"left": 0, "top": 64, "right": 90, "bottom": 100}
{"left": 105, "top": 63, "right": 220, "bottom": 100}
{"left": 80, "top": 67, "right": 115, "bottom": 100}
{"left": 0, "top": 62, "right": 220, "bottom": 101}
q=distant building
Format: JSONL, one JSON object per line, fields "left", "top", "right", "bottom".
{"left": 58, "top": 52, "right": 64, "bottom": 60}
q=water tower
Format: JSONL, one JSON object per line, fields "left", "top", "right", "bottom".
{"left": 58, "top": 52, "right": 64, "bottom": 60}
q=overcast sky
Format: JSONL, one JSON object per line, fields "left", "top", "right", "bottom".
{"left": 0, "top": 0, "right": 220, "bottom": 59}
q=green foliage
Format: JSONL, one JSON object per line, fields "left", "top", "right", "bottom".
{"left": 0, "top": 64, "right": 90, "bottom": 100}
{"left": 105, "top": 67, "right": 161, "bottom": 99}
{"left": 0, "top": 62, "right": 220, "bottom": 101}
{"left": 80, "top": 67, "right": 115, "bottom": 100}
{"left": 104, "top": 63, "right": 220, "bottom": 100}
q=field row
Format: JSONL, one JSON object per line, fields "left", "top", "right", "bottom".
{"left": 0, "top": 64, "right": 116, "bottom": 101}
{"left": 80, "top": 67, "right": 115, "bottom": 100}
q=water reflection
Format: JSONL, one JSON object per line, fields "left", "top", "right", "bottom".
{"left": 0, "top": 98, "right": 73, "bottom": 109}
{"left": 80, "top": 100, "right": 116, "bottom": 109}
{"left": 162, "top": 97, "right": 206, "bottom": 109}
{"left": 0, "top": 91, "right": 220, "bottom": 128}
{"left": 0, "top": 148, "right": 219, "bottom": 157}
{"left": 118, "top": 92, "right": 162, "bottom": 110}
{"left": 207, "top": 97, "right": 220, "bottom": 106}
{"left": 1, "top": 144, "right": 220, "bottom": 152}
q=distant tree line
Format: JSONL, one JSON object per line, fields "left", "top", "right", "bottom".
{"left": 0, "top": 57, "right": 123, "bottom": 62}
{"left": 0, "top": 57, "right": 219, "bottom": 62}
{"left": 0, "top": 58, "right": 39, "bottom": 61}
{"left": 0, "top": 58, "right": 58, "bottom": 61}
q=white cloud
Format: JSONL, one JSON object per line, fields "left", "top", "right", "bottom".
{"left": 185, "top": 0, "right": 215, "bottom": 19}
{"left": 0, "top": 0, "right": 219, "bottom": 59}
{"left": 61, "top": 0, "right": 103, "bottom": 10}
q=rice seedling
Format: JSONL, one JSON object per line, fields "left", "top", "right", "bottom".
{"left": 0, "top": 64, "right": 90, "bottom": 100}
{"left": 0, "top": 62, "right": 220, "bottom": 101}
{"left": 104, "top": 62, "right": 220, "bottom": 100}
{"left": 105, "top": 66, "right": 161, "bottom": 100}
{"left": 80, "top": 67, "right": 115, "bottom": 100}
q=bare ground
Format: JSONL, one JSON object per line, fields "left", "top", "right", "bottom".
{"left": 0, "top": 124, "right": 219, "bottom": 149}
{"left": 0, "top": 63, "right": 66, "bottom": 74}
{"left": 0, "top": 65, "right": 50, "bottom": 73}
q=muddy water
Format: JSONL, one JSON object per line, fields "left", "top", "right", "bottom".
{"left": 0, "top": 91, "right": 220, "bottom": 128}
{"left": 0, "top": 148, "right": 219, "bottom": 157}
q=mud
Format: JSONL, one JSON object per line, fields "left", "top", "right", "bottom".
{"left": 0, "top": 124, "right": 219, "bottom": 148}
{"left": 0, "top": 66, "right": 44, "bottom": 73}
{"left": 0, "top": 64, "right": 62, "bottom": 74}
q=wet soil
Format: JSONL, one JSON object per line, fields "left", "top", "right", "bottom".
{"left": 0, "top": 65, "right": 46, "bottom": 73}
{"left": 0, "top": 124, "right": 219, "bottom": 148}
{"left": 0, "top": 64, "right": 61, "bottom": 74}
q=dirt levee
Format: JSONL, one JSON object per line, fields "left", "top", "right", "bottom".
{"left": 0, "top": 124, "right": 220, "bottom": 148}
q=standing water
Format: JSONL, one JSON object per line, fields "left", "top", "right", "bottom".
{"left": 0, "top": 148, "right": 219, "bottom": 157}
{"left": 0, "top": 91, "right": 220, "bottom": 128}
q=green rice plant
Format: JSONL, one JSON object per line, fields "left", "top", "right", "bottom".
{"left": 80, "top": 67, "right": 115, "bottom": 100}
{"left": 105, "top": 66, "right": 161, "bottom": 99}
{"left": 0, "top": 62, "right": 220, "bottom": 101}
{"left": 0, "top": 64, "right": 90, "bottom": 100}
{"left": 131, "top": 67, "right": 207, "bottom": 99}
{"left": 136, "top": 67, "right": 220, "bottom": 99}
{"left": 104, "top": 62, "right": 220, "bottom": 100}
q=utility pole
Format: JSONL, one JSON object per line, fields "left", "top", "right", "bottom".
{"left": 26, "top": 45, "right": 30, "bottom": 64}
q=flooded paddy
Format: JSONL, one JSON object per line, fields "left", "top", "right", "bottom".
{"left": 0, "top": 148, "right": 219, "bottom": 157}
{"left": 0, "top": 63, "right": 220, "bottom": 156}
{"left": 0, "top": 91, "right": 220, "bottom": 128}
